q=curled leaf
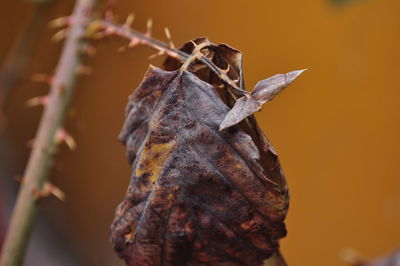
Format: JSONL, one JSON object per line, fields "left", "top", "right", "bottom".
{"left": 219, "top": 69, "right": 306, "bottom": 131}
{"left": 111, "top": 66, "right": 288, "bottom": 265}
{"left": 112, "top": 39, "right": 291, "bottom": 266}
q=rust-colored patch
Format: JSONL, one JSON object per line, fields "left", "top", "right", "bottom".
{"left": 135, "top": 140, "right": 176, "bottom": 188}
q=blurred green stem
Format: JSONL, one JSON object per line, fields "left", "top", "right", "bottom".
{"left": 0, "top": 0, "right": 96, "bottom": 265}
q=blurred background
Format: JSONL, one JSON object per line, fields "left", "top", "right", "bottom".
{"left": 1, "top": 0, "right": 399, "bottom": 265}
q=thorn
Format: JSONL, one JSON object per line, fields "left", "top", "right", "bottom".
{"left": 220, "top": 64, "right": 230, "bottom": 74}
{"left": 146, "top": 18, "right": 153, "bottom": 37}
{"left": 216, "top": 83, "right": 225, "bottom": 89}
{"left": 189, "top": 63, "right": 208, "bottom": 72}
{"left": 119, "top": 37, "right": 140, "bottom": 52}
{"left": 164, "top": 27, "right": 172, "bottom": 39}
{"left": 49, "top": 16, "right": 72, "bottom": 28}
{"left": 128, "top": 38, "right": 139, "bottom": 48}
{"left": 124, "top": 13, "right": 135, "bottom": 28}
{"left": 148, "top": 51, "right": 164, "bottom": 60}
{"left": 44, "top": 182, "right": 66, "bottom": 201}
{"left": 164, "top": 27, "right": 175, "bottom": 49}
{"left": 118, "top": 46, "right": 127, "bottom": 52}
{"left": 33, "top": 182, "right": 66, "bottom": 201}
{"left": 76, "top": 65, "right": 92, "bottom": 75}
{"left": 56, "top": 128, "right": 76, "bottom": 151}
{"left": 52, "top": 28, "right": 70, "bottom": 42}
{"left": 25, "top": 95, "right": 49, "bottom": 108}
{"left": 31, "top": 73, "right": 53, "bottom": 84}
{"left": 189, "top": 40, "right": 198, "bottom": 48}
{"left": 179, "top": 42, "right": 210, "bottom": 72}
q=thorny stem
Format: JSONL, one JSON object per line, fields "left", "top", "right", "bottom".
{"left": 0, "top": 0, "right": 97, "bottom": 265}
{"left": 179, "top": 42, "right": 210, "bottom": 72}
{"left": 97, "top": 20, "right": 248, "bottom": 95}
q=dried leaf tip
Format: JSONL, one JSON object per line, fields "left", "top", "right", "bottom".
{"left": 219, "top": 69, "right": 306, "bottom": 131}
{"left": 252, "top": 69, "right": 307, "bottom": 102}
{"left": 283, "top": 69, "right": 307, "bottom": 89}
{"left": 286, "top": 69, "right": 307, "bottom": 81}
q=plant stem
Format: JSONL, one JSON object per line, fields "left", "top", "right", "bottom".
{"left": 98, "top": 20, "right": 247, "bottom": 94}
{"left": 0, "top": 0, "right": 96, "bottom": 265}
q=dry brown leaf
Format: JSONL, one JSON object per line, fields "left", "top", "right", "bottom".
{"left": 111, "top": 39, "right": 291, "bottom": 266}
{"left": 219, "top": 70, "right": 306, "bottom": 131}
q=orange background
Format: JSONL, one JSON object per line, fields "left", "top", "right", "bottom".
{"left": 1, "top": 0, "right": 399, "bottom": 265}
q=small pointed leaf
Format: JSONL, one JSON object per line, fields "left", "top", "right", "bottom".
{"left": 219, "top": 69, "right": 306, "bottom": 130}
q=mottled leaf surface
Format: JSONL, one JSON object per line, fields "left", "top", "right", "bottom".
{"left": 111, "top": 41, "right": 292, "bottom": 266}
{"left": 111, "top": 67, "right": 289, "bottom": 265}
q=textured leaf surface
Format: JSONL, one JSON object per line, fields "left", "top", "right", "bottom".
{"left": 111, "top": 65, "right": 289, "bottom": 265}
{"left": 111, "top": 38, "right": 296, "bottom": 265}
{"left": 219, "top": 70, "right": 305, "bottom": 131}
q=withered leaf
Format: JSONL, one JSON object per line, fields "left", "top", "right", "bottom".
{"left": 219, "top": 70, "right": 306, "bottom": 131}
{"left": 111, "top": 66, "right": 289, "bottom": 265}
{"left": 112, "top": 40, "right": 291, "bottom": 266}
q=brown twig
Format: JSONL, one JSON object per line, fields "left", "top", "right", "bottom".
{"left": 97, "top": 19, "right": 248, "bottom": 95}
{"left": 0, "top": 0, "right": 97, "bottom": 265}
